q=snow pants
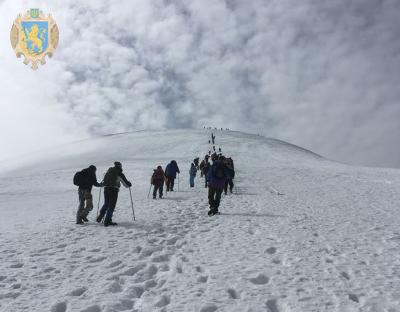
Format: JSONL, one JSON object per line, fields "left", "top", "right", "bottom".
{"left": 166, "top": 177, "right": 175, "bottom": 191}
{"left": 224, "top": 179, "right": 234, "bottom": 194}
{"left": 208, "top": 186, "right": 223, "bottom": 213}
{"left": 99, "top": 187, "right": 119, "bottom": 222}
{"left": 76, "top": 189, "right": 93, "bottom": 221}
{"left": 189, "top": 175, "right": 195, "bottom": 187}
{"left": 153, "top": 184, "right": 163, "bottom": 198}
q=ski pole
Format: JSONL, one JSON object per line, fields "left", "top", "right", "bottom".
{"left": 129, "top": 187, "right": 136, "bottom": 221}
{"left": 147, "top": 185, "right": 152, "bottom": 198}
{"left": 96, "top": 187, "right": 102, "bottom": 217}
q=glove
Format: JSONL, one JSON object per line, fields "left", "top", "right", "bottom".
{"left": 127, "top": 181, "right": 132, "bottom": 187}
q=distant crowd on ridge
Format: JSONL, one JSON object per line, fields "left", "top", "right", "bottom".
{"left": 73, "top": 130, "right": 236, "bottom": 226}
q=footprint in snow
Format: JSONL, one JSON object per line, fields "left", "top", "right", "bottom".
{"left": 249, "top": 274, "right": 270, "bottom": 285}
{"left": 348, "top": 293, "right": 359, "bottom": 303}
{"left": 68, "top": 287, "right": 87, "bottom": 296}
{"left": 266, "top": 299, "right": 279, "bottom": 312}
{"left": 227, "top": 288, "right": 239, "bottom": 299}
{"left": 125, "top": 285, "right": 144, "bottom": 298}
{"left": 117, "top": 263, "right": 146, "bottom": 277}
{"left": 154, "top": 295, "right": 170, "bottom": 308}
{"left": 134, "top": 264, "right": 158, "bottom": 283}
{"left": 108, "top": 281, "right": 122, "bottom": 293}
{"left": 89, "top": 248, "right": 101, "bottom": 253}
{"left": 89, "top": 256, "right": 106, "bottom": 263}
{"left": 341, "top": 272, "right": 351, "bottom": 280}
{"left": 10, "top": 263, "right": 24, "bottom": 268}
{"left": 266, "top": 247, "right": 277, "bottom": 255}
{"left": 166, "top": 236, "right": 180, "bottom": 245}
{"left": 109, "top": 299, "right": 134, "bottom": 311}
{"left": 199, "top": 304, "right": 218, "bottom": 312}
{"left": 50, "top": 301, "right": 67, "bottom": 312}
{"left": 80, "top": 305, "right": 101, "bottom": 312}
{"left": 197, "top": 276, "right": 208, "bottom": 283}
{"left": 145, "top": 279, "right": 157, "bottom": 289}
{"left": 43, "top": 267, "right": 56, "bottom": 273}
{"left": 108, "top": 260, "right": 123, "bottom": 268}
{"left": 152, "top": 254, "right": 170, "bottom": 263}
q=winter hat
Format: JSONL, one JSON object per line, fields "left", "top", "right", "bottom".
{"left": 89, "top": 165, "right": 97, "bottom": 171}
{"left": 157, "top": 166, "right": 162, "bottom": 169}
{"left": 114, "top": 161, "right": 122, "bottom": 168}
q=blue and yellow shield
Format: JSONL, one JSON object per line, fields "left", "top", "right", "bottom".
{"left": 20, "top": 21, "right": 49, "bottom": 55}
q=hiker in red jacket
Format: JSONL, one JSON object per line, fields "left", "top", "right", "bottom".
{"left": 151, "top": 166, "right": 165, "bottom": 199}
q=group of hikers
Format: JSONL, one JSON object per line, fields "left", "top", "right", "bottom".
{"left": 73, "top": 133, "right": 236, "bottom": 225}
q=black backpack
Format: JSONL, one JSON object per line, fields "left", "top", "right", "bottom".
{"left": 73, "top": 171, "right": 83, "bottom": 186}
{"left": 212, "top": 162, "right": 225, "bottom": 179}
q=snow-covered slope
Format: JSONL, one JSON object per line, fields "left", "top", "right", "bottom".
{"left": 1, "top": 129, "right": 400, "bottom": 312}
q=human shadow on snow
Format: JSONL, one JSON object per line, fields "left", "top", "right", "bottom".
{"left": 219, "top": 212, "right": 286, "bottom": 218}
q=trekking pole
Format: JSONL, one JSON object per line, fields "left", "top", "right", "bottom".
{"left": 96, "top": 187, "right": 102, "bottom": 217}
{"left": 147, "top": 185, "right": 152, "bottom": 198}
{"left": 178, "top": 174, "right": 180, "bottom": 191}
{"left": 129, "top": 187, "right": 136, "bottom": 221}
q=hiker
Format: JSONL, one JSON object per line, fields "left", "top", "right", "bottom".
{"left": 151, "top": 166, "right": 165, "bottom": 199}
{"left": 97, "top": 162, "right": 132, "bottom": 226}
{"left": 199, "top": 158, "right": 206, "bottom": 177}
{"left": 189, "top": 162, "right": 197, "bottom": 187}
{"left": 224, "top": 157, "right": 235, "bottom": 194}
{"left": 211, "top": 133, "right": 215, "bottom": 144}
{"left": 200, "top": 155, "right": 211, "bottom": 187}
{"left": 206, "top": 154, "right": 228, "bottom": 216}
{"left": 165, "top": 160, "right": 180, "bottom": 192}
{"left": 74, "top": 165, "right": 102, "bottom": 224}
{"left": 193, "top": 157, "right": 200, "bottom": 170}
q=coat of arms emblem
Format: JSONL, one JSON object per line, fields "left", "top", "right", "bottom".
{"left": 10, "top": 9, "right": 59, "bottom": 70}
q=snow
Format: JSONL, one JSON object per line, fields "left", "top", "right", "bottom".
{"left": 1, "top": 129, "right": 400, "bottom": 311}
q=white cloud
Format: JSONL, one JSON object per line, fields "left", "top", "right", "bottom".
{"left": 0, "top": 0, "right": 399, "bottom": 167}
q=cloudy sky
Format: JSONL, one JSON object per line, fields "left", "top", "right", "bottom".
{"left": 0, "top": 0, "right": 399, "bottom": 168}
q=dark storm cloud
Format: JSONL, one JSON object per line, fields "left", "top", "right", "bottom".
{"left": 1, "top": 0, "right": 400, "bottom": 167}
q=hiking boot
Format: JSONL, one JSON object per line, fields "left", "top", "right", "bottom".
{"left": 96, "top": 215, "right": 103, "bottom": 223}
{"left": 76, "top": 219, "right": 84, "bottom": 224}
{"left": 104, "top": 220, "right": 118, "bottom": 227}
{"left": 153, "top": 196, "right": 156, "bottom": 199}
{"left": 82, "top": 216, "right": 89, "bottom": 222}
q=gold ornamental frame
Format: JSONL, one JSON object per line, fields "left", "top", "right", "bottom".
{"left": 10, "top": 9, "right": 59, "bottom": 70}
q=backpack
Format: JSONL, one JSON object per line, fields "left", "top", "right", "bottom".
{"left": 152, "top": 169, "right": 164, "bottom": 184}
{"left": 73, "top": 171, "right": 83, "bottom": 186}
{"left": 212, "top": 162, "right": 225, "bottom": 179}
{"left": 103, "top": 167, "right": 119, "bottom": 187}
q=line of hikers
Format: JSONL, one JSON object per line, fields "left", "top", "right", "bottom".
{"left": 73, "top": 153, "right": 235, "bottom": 225}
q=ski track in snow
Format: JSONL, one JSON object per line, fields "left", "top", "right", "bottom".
{"left": 0, "top": 129, "right": 400, "bottom": 311}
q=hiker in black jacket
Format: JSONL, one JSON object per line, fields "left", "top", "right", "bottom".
{"left": 97, "top": 162, "right": 132, "bottom": 226}
{"left": 75, "top": 165, "right": 102, "bottom": 224}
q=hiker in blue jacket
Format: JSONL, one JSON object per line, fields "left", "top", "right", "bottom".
{"left": 189, "top": 162, "right": 197, "bottom": 187}
{"left": 206, "top": 154, "right": 229, "bottom": 216}
{"left": 165, "top": 160, "right": 180, "bottom": 192}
